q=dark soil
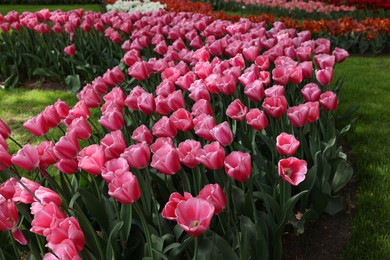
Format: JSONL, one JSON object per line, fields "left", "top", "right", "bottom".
{"left": 23, "top": 79, "right": 66, "bottom": 91}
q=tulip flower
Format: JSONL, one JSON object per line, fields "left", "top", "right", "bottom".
{"left": 23, "top": 114, "right": 49, "bottom": 136}
{"left": 30, "top": 202, "right": 66, "bottom": 235}
{"left": 53, "top": 99, "right": 70, "bottom": 119}
{"left": 78, "top": 144, "right": 106, "bottom": 175}
{"left": 54, "top": 133, "right": 80, "bottom": 160}
{"left": 287, "top": 104, "right": 309, "bottom": 128}
{"left": 37, "top": 141, "right": 57, "bottom": 170}
{"left": 197, "top": 184, "right": 227, "bottom": 214}
{"left": 170, "top": 108, "right": 194, "bottom": 132}
{"left": 121, "top": 142, "right": 150, "bottom": 169}
{"left": 152, "top": 116, "right": 177, "bottom": 138}
{"left": 301, "top": 83, "right": 321, "bottom": 102}
{"left": 278, "top": 157, "right": 308, "bottom": 186}
{"left": 210, "top": 122, "right": 234, "bottom": 146}
{"left": 306, "top": 101, "right": 320, "bottom": 122}
{"left": 13, "top": 177, "right": 40, "bottom": 204}
{"left": 224, "top": 151, "right": 252, "bottom": 182}
{"left": 177, "top": 140, "right": 201, "bottom": 168}
{"left": 262, "top": 95, "right": 287, "bottom": 119}
{"left": 197, "top": 141, "right": 225, "bottom": 170}
{"left": 162, "top": 192, "right": 193, "bottom": 220}
{"left": 151, "top": 143, "right": 181, "bottom": 175}
{"left": 12, "top": 144, "right": 40, "bottom": 171}
{"left": 226, "top": 99, "right": 248, "bottom": 121}
{"left": 0, "top": 119, "right": 11, "bottom": 139}
{"left": 276, "top": 133, "right": 300, "bottom": 156}
{"left": 55, "top": 158, "right": 79, "bottom": 174}
{"left": 64, "top": 44, "right": 75, "bottom": 56}
{"left": 0, "top": 145, "right": 12, "bottom": 171}
{"left": 132, "top": 125, "right": 153, "bottom": 144}
{"left": 0, "top": 196, "right": 27, "bottom": 245}
{"left": 245, "top": 108, "right": 269, "bottom": 131}
{"left": 320, "top": 91, "right": 338, "bottom": 111}
{"left": 108, "top": 171, "right": 141, "bottom": 204}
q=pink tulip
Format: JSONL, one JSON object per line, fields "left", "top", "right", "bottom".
{"left": 175, "top": 71, "right": 197, "bottom": 91}
{"left": 54, "top": 133, "right": 80, "bottom": 160}
{"left": 278, "top": 157, "right": 307, "bottom": 186}
{"left": 122, "top": 49, "right": 141, "bottom": 66}
{"left": 102, "top": 157, "right": 129, "bottom": 183}
{"left": 67, "top": 117, "right": 92, "bottom": 140}
{"left": 197, "top": 141, "right": 225, "bottom": 170}
{"left": 188, "top": 79, "right": 211, "bottom": 102}
{"left": 306, "top": 101, "right": 320, "bottom": 122}
{"left": 0, "top": 178, "right": 17, "bottom": 200}
{"left": 272, "top": 66, "right": 291, "bottom": 86}
{"left": 244, "top": 80, "right": 265, "bottom": 102}
{"left": 319, "top": 91, "right": 338, "bottom": 111}
{"left": 276, "top": 133, "right": 300, "bottom": 156}
{"left": 108, "top": 171, "right": 141, "bottom": 204}
{"left": 64, "top": 44, "right": 75, "bottom": 56}
{"left": 37, "top": 141, "right": 57, "bottom": 170}
{"left": 103, "top": 66, "right": 125, "bottom": 86}
{"left": 151, "top": 144, "right": 181, "bottom": 175}
{"left": 128, "top": 61, "right": 151, "bottom": 81}
{"left": 264, "top": 85, "right": 284, "bottom": 97}
{"left": 0, "top": 145, "right": 12, "bottom": 170}
{"left": 121, "top": 142, "right": 150, "bottom": 169}
{"left": 137, "top": 92, "right": 156, "bottom": 115}
{"left": 132, "top": 125, "right": 153, "bottom": 144}
{"left": 316, "top": 67, "right": 333, "bottom": 86}
{"left": 314, "top": 54, "right": 335, "bottom": 69}
{"left": 191, "top": 99, "right": 213, "bottom": 117}
{"left": 162, "top": 67, "right": 181, "bottom": 83}
{"left": 298, "top": 61, "right": 314, "bottom": 79}
{"left": 104, "top": 87, "right": 125, "bottom": 108}
{"left": 245, "top": 108, "right": 269, "bottom": 130}
{"left": 67, "top": 101, "right": 90, "bottom": 122}
{"left": 100, "top": 130, "right": 126, "bottom": 160}
{"left": 99, "top": 108, "right": 124, "bottom": 131}
{"left": 242, "top": 45, "right": 259, "bottom": 62}
{"left": 262, "top": 95, "right": 287, "bottom": 118}
{"left": 30, "top": 202, "right": 66, "bottom": 235}
{"left": 41, "top": 105, "right": 61, "bottom": 128}
{"left": 152, "top": 116, "right": 177, "bottom": 138}
{"left": 287, "top": 104, "right": 309, "bottom": 128}
{"left": 77, "top": 85, "right": 101, "bottom": 108}
{"left": 226, "top": 99, "right": 248, "bottom": 121}
{"left": 156, "top": 81, "right": 175, "bottom": 97}
{"left": 301, "top": 83, "right": 321, "bottom": 102}
{"left": 23, "top": 114, "right": 49, "bottom": 136}
{"left": 55, "top": 158, "right": 78, "bottom": 174}
{"left": 167, "top": 90, "right": 185, "bottom": 111}
{"left": 53, "top": 99, "right": 70, "bottom": 119}
{"left": 91, "top": 77, "right": 108, "bottom": 95}
{"left": 224, "top": 151, "right": 252, "bottom": 182}
{"left": 125, "top": 86, "right": 146, "bottom": 111}
{"left": 162, "top": 191, "right": 193, "bottom": 220}
{"left": 295, "top": 46, "right": 312, "bottom": 62}
{"left": 49, "top": 242, "right": 81, "bottom": 260}
{"left": 150, "top": 137, "right": 174, "bottom": 154}
{"left": 170, "top": 108, "right": 194, "bottom": 132}
{"left": 0, "top": 135, "right": 7, "bottom": 151}
{"left": 332, "top": 47, "right": 349, "bottom": 63}
{"left": 175, "top": 197, "right": 214, "bottom": 237}
{"left": 255, "top": 55, "right": 270, "bottom": 71}
{"left": 78, "top": 144, "right": 106, "bottom": 175}
{"left": 13, "top": 177, "right": 40, "bottom": 204}
{"left": 193, "top": 114, "right": 216, "bottom": 142}
{"left": 12, "top": 144, "right": 40, "bottom": 171}
{"left": 210, "top": 122, "right": 234, "bottom": 146}
{"left": 155, "top": 95, "right": 172, "bottom": 115}
{"left": 34, "top": 186, "right": 61, "bottom": 207}
{"left": 0, "top": 119, "right": 11, "bottom": 139}
{"left": 177, "top": 140, "right": 201, "bottom": 168}
{"left": 0, "top": 196, "right": 27, "bottom": 245}
{"left": 197, "top": 183, "right": 226, "bottom": 214}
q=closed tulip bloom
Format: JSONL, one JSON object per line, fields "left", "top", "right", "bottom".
{"left": 287, "top": 104, "right": 309, "bottom": 128}
{"left": 53, "top": 99, "right": 70, "bottom": 119}
{"left": 191, "top": 99, "right": 213, "bottom": 117}
{"left": 49, "top": 242, "right": 81, "bottom": 260}
{"left": 99, "top": 108, "right": 124, "bottom": 131}
{"left": 224, "top": 151, "right": 252, "bottom": 182}
{"left": 37, "top": 141, "right": 57, "bottom": 170}
{"left": 210, "top": 122, "right": 234, "bottom": 146}
{"left": 226, "top": 99, "right": 248, "bottom": 121}
{"left": 103, "top": 66, "right": 125, "bottom": 86}
{"left": 170, "top": 108, "right": 194, "bottom": 132}
{"left": 55, "top": 158, "right": 78, "bottom": 174}
{"left": 197, "top": 141, "right": 225, "bottom": 170}
{"left": 197, "top": 183, "right": 227, "bottom": 214}
{"left": 122, "top": 49, "right": 141, "bottom": 67}
{"left": 242, "top": 45, "right": 259, "bottom": 62}
{"left": 102, "top": 157, "right": 129, "bottom": 183}
{"left": 175, "top": 197, "right": 215, "bottom": 237}
{"left": 64, "top": 44, "right": 75, "bottom": 56}
{"left": 152, "top": 116, "right": 177, "bottom": 138}
{"left": 332, "top": 47, "right": 349, "bottom": 63}
{"left": 0, "top": 119, "right": 11, "bottom": 139}
{"left": 13, "top": 177, "right": 40, "bottom": 204}
{"left": 265, "top": 85, "right": 284, "bottom": 97}
{"left": 124, "top": 86, "right": 146, "bottom": 110}
{"left": 316, "top": 67, "right": 333, "bottom": 86}
{"left": 306, "top": 101, "right": 320, "bottom": 122}
{"left": 151, "top": 144, "right": 181, "bottom": 175}
{"left": 0, "top": 178, "right": 17, "bottom": 200}
{"left": 23, "top": 114, "right": 49, "bottom": 136}
{"left": 193, "top": 114, "right": 216, "bottom": 142}
{"left": 295, "top": 46, "right": 312, "bottom": 62}
{"left": 132, "top": 125, "right": 153, "bottom": 144}
{"left": 162, "top": 192, "right": 193, "bottom": 220}
{"left": 314, "top": 54, "right": 335, "bottom": 69}
{"left": 108, "top": 171, "right": 141, "bottom": 204}
{"left": 255, "top": 55, "right": 270, "bottom": 71}
{"left": 188, "top": 80, "right": 211, "bottom": 102}
{"left": 155, "top": 95, "right": 172, "bottom": 115}
{"left": 0, "top": 196, "right": 27, "bottom": 245}
{"left": 244, "top": 80, "right": 265, "bottom": 102}
{"left": 67, "top": 117, "right": 92, "bottom": 140}
{"left": 41, "top": 105, "right": 61, "bottom": 128}
{"left": 156, "top": 81, "right": 175, "bottom": 97}
{"left": 121, "top": 142, "right": 150, "bottom": 169}
{"left": 320, "top": 91, "right": 338, "bottom": 111}
{"left": 12, "top": 144, "right": 40, "bottom": 171}
{"left": 30, "top": 202, "right": 66, "bottom": 235}
{"left": 137, "top": 92, "right": 156, "bottom": 115}
{"left": 0, "top": 145, "right": 12, "bottom": 170}
{"left": 177, "top": 140, "right": 201, "bottom": 168}
{"left": 150, "top": 137, "right": 173, "bottom": 154}
{"left": 91, "top": 77, "right": 108, "bottom": 96}
{"left": 34, "top": 186, "right": 61, "bottom": 207}
{"left": 176, "top": 71, "right": 197, "bottom": 91}
{"left": 262, "top": 95, "right": 287, "bottom": 119}
{"left": 298, "top": 61, "right": 313, "bottom": 79}
{"left": 167, "top": 90, "right": 185, "bottom": 111}
{"left": 104, "top": 86, "right": 125, "bottom": 108}
{"left": 69, "top": 101, "right": 90, "bottom": 120}
{"left": 0, "top": 135, "right": 7, "bottom": 151}
{"left": 278, "top": 157, "right": 307, "bottom": 186}
{"left": 245, "top": 108, "right": 269, "bottom": 130}
{"left": 301, "top": 83, "right": 321, "bottom": 102}
{"left": 276, "top": 132, "right": 300, "bottom": 156}
{"left": 100, "top": 130, "right": 126, "bottom": 160}
{"left": 128, "top": 61, "right": 151, "bottom": 81}
{"left": 272, "top": 66, "right": 291, "bottom": 86}
{"left": 54, "top": 133, "right": 80, "bottom": 160}
{"left": 78, "top": 144, "right": 106, "bottom": 175}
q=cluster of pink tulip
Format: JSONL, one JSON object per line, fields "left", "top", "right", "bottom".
{"left": 233, "top": 0, "right": 356, "bottom": 13}
{"left": 0, "top": 8, "right": 350, "bottom": 258}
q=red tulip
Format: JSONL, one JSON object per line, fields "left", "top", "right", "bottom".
{"left": 278, "top": 157, "right": 307, "bottom": 186}
{"left": 162, "top": 192, "right": 193, "bottom": 220}
{"left": 276, "top": 132, "right": 300, "bottom": 156}
{"left": 108, "top": 171, "right": 141, "bottom": 204}
{"left": 245, "top": 108, "right": 269, "bottom": 131}
{"left": 151, "top": 144, "right": 181, "bottom": 175}
{"left": 12, "top": 144, "right": 40, "bottom": 171}
{"left": 175, "top": 197, "right": 214, "bottom": 237}
{"left": 319, "top": 91, "right": 338, "bottom": 111}
{"left": 0, "top": 145, "right": 12, "bottom": 170}
{"left": 210, "top": 122, "right": 234, "bottom": 146}
{"left": 197, "top": 183, "right": 227, "bottom": 214}
{"left": 197, "top": 141, "right": 225, "bottom": 170}
{"left": 132, "top": 125, "right": 153, "bottom": 144}
{"left": 224, "top": 151, "right": 252, "bottom": 182}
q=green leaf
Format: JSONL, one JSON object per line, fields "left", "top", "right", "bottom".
{"left": 212, "top": 232, "right": 239, "bottom": 260}
{"left": 3, "top": 74, "right": 19, "bottom": 89}
{"left": 106, "top": 221, "right": 124, "bottom": 260}
{"left": 120, "top": 204, "right": 133, "bottom": 243}
{"left": 324, "top": 196, "right": 344, "bottom": 215}
{"left": 277, "top": 190, "right": 308, "bottom": 233}
{"left": 299, "top": 166, "right": 317, "bottom": 191}
{"left": 65, "top": 74, "right": 81, "bottom": 93}
{"left": 331, "top": 159, "right": 353, "bottom": 193}
{"left": 231, "top": 185, "right": 245, "bottom": 216}
{"left": 33, "top": 67, "right": 59, "bottom": 78}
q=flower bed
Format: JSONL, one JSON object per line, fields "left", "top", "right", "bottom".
{"left": 106, "top": 0, "right": 166, "bottom": 13}
{"left": 0, "top": 8, "right": 355, "bottom": 259}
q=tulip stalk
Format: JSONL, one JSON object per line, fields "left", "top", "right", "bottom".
{"left": 134, "top": 201, "right": 154, "bottom": 258}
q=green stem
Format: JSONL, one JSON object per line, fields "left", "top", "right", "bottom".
{"left": 135, "top": 202, "right": 153, "bottom": 258}
{"left": 193, "top": 236, "right": 199, "bottom": 260}
{"left": 9, "top": 136, "right": 23, "bottom": 148}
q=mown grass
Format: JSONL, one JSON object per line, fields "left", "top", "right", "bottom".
{"left": 0, "top": 4, "right": 103, "bottom": 14}
{"left": 334, "top": 56, "right": 390, "bottom": 259}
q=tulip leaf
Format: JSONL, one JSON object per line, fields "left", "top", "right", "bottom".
{"left": 231, "top": 185, "right": 245, "bottom": 216}
{"left": 331, "top": 159, "right": 353, "bottom": 193}
{"left": 169, "top": 236, "right": 193, "bottom": 260}
{"left": 239, "top": 216, "right": 268, "bottom": 259}
{"left": 277, "top": 190, "right": 308, "bottom": 234}
{"left": 324, "top": 196, "right": 344, "bottom": 215}
{"left": 212, "top": 232, "right": 239, "bottom": 260}
{"left": 163, "top": 243, "right": 181, "bottom": 254}
{"left": 120, "top": 204, "right": 133, "bottom": 243}
{"left": 106, "top": 221, "right": 124, "bottom": 260}
{"left": 65, "top": 74, "right": 81, "bottom": 93}
{"left": 32, "top": 67, "right": 59, "bottom": 78}
{"left": 299, "top": 166, "right": 317, "bottom": 191}
{"left": 0, "top": 249, "right": 5, "bottom": 260}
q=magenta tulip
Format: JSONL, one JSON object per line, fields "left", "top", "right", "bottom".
{"left": 245, "top": 108, "right": 269, "bottom": 130}
{"left": 320, "top": 91, "right": 338, "bottom": 111}
{"left": 100, "top": 130, "right": 127, "bottom": 160}
{"left": 152, "top": 116, "right": 177, "bottom": 138}
{"left": 108, "top": 171, "right": 141, "bottom": 204}
{"left": 0, "top": 119, "right": 11, "bottom": 139}
{"left": 210, "top": 122, "right": 234, "bottom": 146}
{"left": 12, "top": 144, "right": 40, "bottom": 171}
{"left": 132, "top": 125, "right": 153, "bottom": 144}
{"left": 177, "top": 140, "right": 201, "bottom": 168}
{"left": 262, "top": 95, "right": 287, "bottom": 119}
{"left": 278, "top": 157, "right": 308, "bottom": 186}
{"left": 226, "top": 99, "right": 248, "bottom": 121}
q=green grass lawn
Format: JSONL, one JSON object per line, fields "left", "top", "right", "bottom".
{"left": 334, "top": 56, "right": 390, "bottom": 259}
{"left": 0, "top": 4, "right": 103, "bottom": 14}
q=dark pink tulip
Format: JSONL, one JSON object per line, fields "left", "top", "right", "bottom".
{"left": 156, "top": 81, "right": 175, "bottom": 97}
{"left": 78, "top": 144, "right": 106, "bottom": 175}
{"left": 245, "top": 108, "right": 269, "bottom": 131}
{"left": 91, "top": 77, "right": 108, "bottom": 96}
{"left": 53, "top": 99, "right": 70, "bottom": 119}
{"left": 155, "top": 95, "right": 171, "bottom": 115}
{"left": 154, "top": 40, "right": 168, "bottom": 55}
{"left": 238, "top": 66, "right": 259, "bottom": 87}
{"left": 272, "top": 66, "right": 291, "bottom": 86}
{"left": 262, "top": 95, "right": 287, "bottom": 119}
{"left": 265, "top": 85, "right": 284, "bottom": 98}
{"left": 193, "top": 114, "right": 216, "bottom": 142}
{"left": 99, "top": 108, "right": 124, "bottom": 131}
{"left": 132, "top": 125, "right": 153, "bottom": 144}
{"left": 170, "top": 108, "right": 194, "bottom": 132}
{"left": 122, "top": 49, "right": 141, "bottom": 67}
{"left": 226, "top": 99, "right": 248, "bottom": 121}
{"left": 224, "top": 151, "right": 252, "bottom": 182}
{"left": 192, "top": 47, "right": 210, "bottom": 63}
{"left": 276, "top": 132, "right": 300, "bottom": 156}
{"left": 287, "top": 104, "right": 309, "bottom": 128}
{"left": 125, "top": 86, "right": 146, "bottom": 110}
{"left": 49, "top": 242, "right": 81, "bottom": 260}
{"left": 100, "top": 130, "right": 127, "bottom": 160}
{"left": 67, "top": 117, "right": 92, "bottom": 140}
{"left": 41, "top": 105, "right": 61, "bottom": 128}
{"left": 210, "top": 122, "right": 234, "bottom": 146}
{"left": 162, "top": 192, "right": 193, "bottom": 220}
{"left": 242, "top": 45, "right": 259, "bottom": 62}
{"left": 30, "top": 202, "right": 66, "bottom": 235}
{"left": 225, "top": 40, "right": 242, "bottom": 57}
{"left": 175, "top": 197, "right": 214, "bottom": 237}
{"left": 289, "top": 66, "right": 303, "bottom": 84}
{"left": 55, "top": 158, "right": 78, "bottom": 174}
{"left": 121, "top": 142, "right": 150, "bottom": 169}
{"left": 0, "top": 135, "right": 7, "bottom": 150}
{"left": 128, "top": 61, "right": 151, "bottom": 81}
{"left": 37, "top": 141, "right": 57, "bottom": 170}
{"left": 77, "top": 85, "right": 101, "bottom": 108}
{"left": 13, "top": 177, "right": 40, "bottom": 204}
{"left": 209, "top": 38, "right": 227, "bottom": 56}
{"left": 316, "top": 67, "right": 333, "bottom": 86}
{"left": 177, "top": 140, "right": 201, "bottom": 168}
{"left": 301, "top": 83, "right": 321, "bottom": 102}
{"left": 54, "top": 133, "right": 80, "bottom": 160}
{"left": 68, "top": 101, "right": 90, "bottom": 122}
{"left": 152, "top": 116, "right": 177, "bottom": 138}
{"left": 194, "top": 61, "right": 213, "bottom": 80}
{"left": 150, "top": 137, "right": 173, "bottom": 154}
{"left": 0, "top": 22, "right": 10, "bottom": 33}
{"left": 162, "top": 67, "right": 181, "bottom": 83}
{"left": 64, "top": 44, "right": 75, "bottom": 56}
{"left": 332, "top": 47, "right": 349, "bottom": 63}
{"left": 175, "top": 71, "right": 197, "bottom": 91}
{"left": 197, "top": 141, "right": 225, "bottom": 170}
{"left": 298, "top": 61, "right": 313, "bottom": 79}
{"left": 0, "top": 145, "right": 11, "bottom": 171}
{"left": 278, "top": 157, "right": 307, "bottom": 186}
{"left": 34, "top": 186, "right": 61, "bottom": 207}
{"left": 137, "top": 92, "right": 156, "bottom": 115}
{"left": 0, "top": 178, "right": 16, "bottom": 200}
{"left": 108, "top": 171, "right": 141, "bottom": 204}
{"left": 244, "top": 80, "right": 265, "bottom": 102}
{"left": 255, "top": 55, "right": 270, "bottom": 71}
{"left": 306, "top": 101, "right": 320, "bottom": 122}
{"left": 191, "top": 99, "right": 213, "bottom": 117}
{"left": 188, "top": 80, "right": 211, "bottom": 102}
{"left": 103, "top": 66, "right": 125, "bottom": 86}
{"left": 52, "top": 22, "right": 62, "bottom": 33}
{"left": 102, "top": 157, "right": 130, "bottom": 183}
{"left": 0, "top": 119, "right": 11, "bottom": 139}
{"left": 104, "top": 86, "right": 125, "bottom": 108}
{"left": 197, "top": 183, "right": 226, "bottom": 214}
{"left": 0, "top": 197, "right": 27, "bottom": 245}
{"left": 12, "top": 144, "right": 40, "bottom": 171}
{"left": 319, "top": 91, "right": 338, "bottom": 111}
{"left": 151, "top": 144, "right": 181, "bottom": 175}
{"left": 314, "top": 54, "right": 335, "bottom": 69}
{"left": 295, "top": 46, "right": 312, "bottom": 62}
{"left": 167, "top": 90, "right": 185, "bottom": 111}
{"left": 23, "top": 114, "right": 49, "bottom": 136}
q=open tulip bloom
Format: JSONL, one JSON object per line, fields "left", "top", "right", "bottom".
{"left": 0, "top": 7, "right": 355, "bottom": 260}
